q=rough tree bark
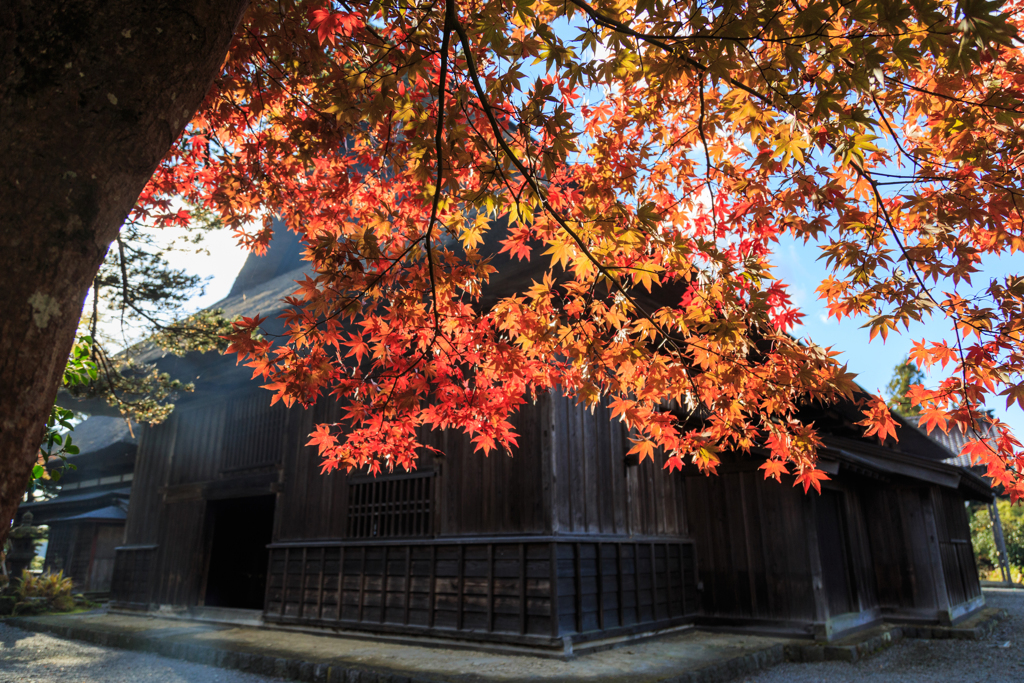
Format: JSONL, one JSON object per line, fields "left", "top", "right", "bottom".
{"left": 0, "top": 0, "right": 249, "bottom": 547}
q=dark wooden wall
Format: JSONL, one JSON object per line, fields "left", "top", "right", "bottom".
{"left": 814, "top": 485, "right": 880, "bottom": 630}
{"left": 683, "top": 468, "right": 819, "bottom": 629}
{"left": 862, "top": 485, "right": 942, "bottom": 617}
{"left": 114, "top": 391, "right": 294, "bottom": 607}
{"left": 932, "top": 488, "right": 982, "bottom": 609}
{"left": 435, "top": 394, "right": 548, "bottom": 537}
{"left": 550, "top": 392, "right": 688, "bottom": 538}
{"left": 862, "top": 484, "right": 982, "bottom": 622}
{"left": 264, "top": 538, "right": 697, "bottom": 648}
{"left": 273, "top": 394, "right": 549, "bottom": 542}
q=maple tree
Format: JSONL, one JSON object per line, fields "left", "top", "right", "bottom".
{"left": 6, "top": 0, "right": 1024, "bottom": 544}
{"left": 135, "top": 0, "right": 1024, "bottom": 500}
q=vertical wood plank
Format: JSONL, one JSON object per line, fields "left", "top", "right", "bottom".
{"left": 664, "top": 543, "right": 674, "bottom": 617}
{"left": 650, "top": 542, "right": 658, "bottom": 620}
{"left": 316, "top": 547, "right": 325, "bottom": 619}
{"left": 583, "top": 402, "right": 600, "bottom": 532}
{"left": 336, "top": 545, "right": 345, "bottom": 621}
{"left": 264, "top": 549, "right": 275, "bottom": 615}
{"left": 298, "top": 547, "right": 308, "bottom": 618}
{"left": 540, "top": 392, "right": 557, "bottom": 535}
{"left": 805, "top": 495, "right": 829, "bottom": 625}
{"left": 456, "top": 544, "right": 466, "bottom": 631}
{"left": 487, "top": 544, "right": 495, "bottom": 632}
{"left": 379, "top": 545, "right": 388, "bottom": 623}
{"left": 633, "top": 542, "right": 641, "bottom": 624}
{"left": 357, "top": 546, "right": 367, "bottom": 623}
{"left": 616, "top": 543, "right": 624, "bottom": 624}
{"left": 279, "top": 547, "right": 289, "bottom": 617}
{"left": 922, "top": 487, "right": 953, "bottom": 620}
{"left": 596, "top": 542, "right": 605, "bottom": 630}
{"left": 404, "top": 545, "right": 412, "bottom": 625}
{"left": 571, "top": 403, "right": 587, "bottom": 532}
{"left": 519, "top": 543, "right": 527, "bottom": 635}
{"left": 573, "top": 542, "right": 583, "bottom": 633}
{"left": 428, "top": 544, "right": 437, "bottom": 628}
{"left": 549, "top": 542, "right": 560, "bottom": 638}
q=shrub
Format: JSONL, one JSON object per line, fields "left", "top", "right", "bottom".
{"left": 14, "top": 569, "right": 75, "bottom": 614}
{"left": 972, "top": 500, "right": 1024, "bottom": 580}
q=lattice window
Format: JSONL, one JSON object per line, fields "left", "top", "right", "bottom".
{"left": 347, "top": 472, "right": 433, "bottom": 538}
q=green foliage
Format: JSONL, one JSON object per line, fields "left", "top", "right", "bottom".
{"left": 971, "top": 505, "right": 998, "bottom": 570}
{"left": 14, "top": 570, "right": 75, "bottom": 614}
{"left": 32, "top": 336, "right": 98, "bottom": 489}
{"left": 886, "top": 358, "right": 926, "bottom": 417}
{"left": 1008, "top": 518, "right": 1024, "bottom": 569}
{"left": 971, "top": 501, "right": 1024, "bottom": 577}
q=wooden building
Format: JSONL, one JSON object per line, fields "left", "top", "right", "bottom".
{"left": 15, "top": 416, "right": 136, "bottom": 594}
{"left": 107, "top": 227, "right": 992, "bottom": 650}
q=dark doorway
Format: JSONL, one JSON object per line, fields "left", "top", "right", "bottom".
{"left": 816, "top": 489, "right": 857, "bottom": 616}
{"left": 204, "top": 495, "right": 275, "bottom": 609}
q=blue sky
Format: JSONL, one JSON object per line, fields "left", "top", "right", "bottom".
{"left": 166, "top": 225, "right": 1024, "bottom": 440}
{"left": 773, "top": 234, "right": 1024, "bottom": 438}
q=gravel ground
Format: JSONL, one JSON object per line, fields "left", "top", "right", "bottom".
{"left": 0, "top": 589, "right": 1021, "bottom": 682}
{"left": 0, "top": 621, "right": 285, "bottom": 683}
{"left": 739, "top": 588, "right": 1024, "bottom": 683}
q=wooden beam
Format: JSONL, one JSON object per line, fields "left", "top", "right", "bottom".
{"left": 403, "top": 545, "right": 412, "bottom": 625}
{"left": 279, "top": 547, "right": 289, "bottom": 617}
{"left": 549, "top": 542, "right": 560, "bottom": 638}
{"left": 923, "top": 487, "right": 953, "bottom": 624}
{"left": 519, "top": 543, "right": 527, "bottom": 635}
{"left": 315, "top": 547, "right": 325, "bottom": 620}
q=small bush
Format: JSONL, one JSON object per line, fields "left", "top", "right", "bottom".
{"left": 14, "top": 570, "right": 75, "bottom": 614}
{"left": 972, "top": 501, "right": 1024, "bottom": 581}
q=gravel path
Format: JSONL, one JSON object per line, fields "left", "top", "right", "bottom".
{"left": 0, "top": 621, "right": 285, "bottom": 683}
{"left": 739, "top": 588, "right": 1024, "bottom": 683}
{"left": 0, "top": 589, "right": 1021, "bottom": 682}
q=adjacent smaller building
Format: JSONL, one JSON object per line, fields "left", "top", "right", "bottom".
{"left": 15, "top": 416, "right": 136, "bottom": 594}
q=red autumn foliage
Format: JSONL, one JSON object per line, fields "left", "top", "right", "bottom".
{"left": 133, "top": 0, "right": 1024, "bottom": 500}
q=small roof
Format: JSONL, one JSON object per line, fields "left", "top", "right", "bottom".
{"left": 19, "top": 486, "right": 131, "bottom": 510}
{"left": 904, "top": 414, "right": 997, "bottom": 468}
{"left": 48, "top": 504, "right": 127, "bottom": 523}
{"left": 63, "top": 416, "right": 136, "bottom": 457}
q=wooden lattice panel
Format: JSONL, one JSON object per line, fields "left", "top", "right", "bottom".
{"left": 346, "top": 473, "right": 433, "bottom": 539}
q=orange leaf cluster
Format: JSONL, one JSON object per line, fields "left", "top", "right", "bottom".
{"left": 131, "top": 0, "right": 1024, "bottom": 497}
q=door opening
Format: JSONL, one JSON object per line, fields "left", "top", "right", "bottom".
{"left": 204, "top": 495, "right": 275, "bottom": 610}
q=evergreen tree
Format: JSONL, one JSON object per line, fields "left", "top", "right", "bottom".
{"left": 886, "top": 359, "right": 926, "bottom": 418}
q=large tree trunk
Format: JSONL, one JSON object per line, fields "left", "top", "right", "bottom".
{"left": 0, "top": 0, "right": 248, "bottom": 547}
